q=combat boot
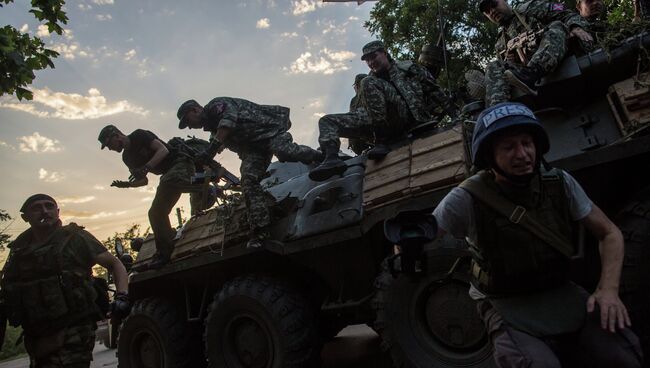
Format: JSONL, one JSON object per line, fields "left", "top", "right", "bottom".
{"left": 148, "top": 251, "right": 171, "bottom": 270}
{"left": 309, "top": 143, "right": 347, "bottom": 181}
{"left": 504, "top": 66, "right": 542, "bottom": 96}
{"left": 247, "top": 227, "right": 271, "bottom": 249}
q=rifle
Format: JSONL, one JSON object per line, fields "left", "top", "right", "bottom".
{"left": 168, "top": 137, "right": 241, "bottom": 187}
{"left": 501, "top": 28, "right": 546, "bottom": 65}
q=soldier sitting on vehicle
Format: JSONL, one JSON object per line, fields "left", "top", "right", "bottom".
{"left": 432, "top": 102, "right": 642, "bottom": 367}
{"left": 176, "top": 97, "right": 323, "bottom": 248}
{"left": 480, "top": 0, "right": 592, "bottom": 105}
{"left": 310, "top": 41, "right": 446, "bottom": 181}
{"left": 574, "top": 0, "right": 608, "bottom": 53}
{"left": 98, "top": 125, "right": 206, "bottom": 269}
{"left": 0, "top": 194, "right": 130, "bottom": 367}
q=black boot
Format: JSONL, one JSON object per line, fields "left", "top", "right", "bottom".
{"left": 148, "top": 251, "right": 171, "bottom": 270}
{"left": 367, "top": 143, "right": 390, "bottom": 160}
{"left": 309, "top": 143, "right": 347, "bottom": 181}
{"left": 504, "top": 66, "right": 541, "bottom": 96}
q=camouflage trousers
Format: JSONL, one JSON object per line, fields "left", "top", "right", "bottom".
{"left": 237, "top": 132, "right": 321, "bottom": 231}
{"left": 359, "top": 75, "right": 416, "bottom": 137}
{"left": 26, "top": 323, "right": 96, "bottom": 368}
{"left": 485, "top": 21, "right": 567, "bottom": 106}
{"left": 149, "top": 156, "right": 204, "bottom": 258}
{"left": 317, "top": 109, "right": 372, "bottom": 151}
{"left": 478, "top": 301, "right": 642, "bottom": 368}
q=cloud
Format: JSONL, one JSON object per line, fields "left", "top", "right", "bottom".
{"left": 285, "top": 48, "right": 355, "bottom": 75}
{"left": 256, "top": 18, "right": 271, "bottom": 29}
{"left": 39, "top": 168, "right": 64, "bottom": 183}
{"left": 19, "top": 24, "right": 29, "bottom": 33}
{"left": 313, "top": 112, "right": 326, "bottom": 118}
{"left": 96, "top": 14, "right": 112, "bottom": 21}
{"left": 58, "top": 196, "right": 96, "bottom": 204}
{"left": 349, "top": 16, "right": 359, "bottom": 21}
{"left": 36, "top": 24, "right": 50, "bottom": 38}
{"left": 281, "top": 32, "right": 299, "bottom": 38}
{"left": 292, "top": 0, "right": 324, "bottom": 15}
{"left": 93, "top": 185, "right": 106, "bottom": 190}
{"left": 18, "top": 132, "right": 63, "bottom": 153}
{"left": 138, "top": 186, "right": 156, "bottom": 194}
{"left": 62, "top": 210, "right": 127, "bottom": 221}
{"left": 141, "top": 196, "right": 153, "bottom": 202}
{"left": 308, "top": 98, "right": 323, "bottom": 108}
{"left": 0, "top": 88, "right": 149, "bottom": 120}
{"left": 0, "top": 140, "right": 15, "bottom": 150}
{"left": 124, "top": 49, "right": 136, "bottom": 61}
{"left": 78, "top": 3, "right": 92, "bottom": 10}
{"left": 92, "top": 0, "right": 114, "bottom": 4}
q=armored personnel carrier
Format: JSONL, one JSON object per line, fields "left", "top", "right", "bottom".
{"left": 117, "top": 31, "right": 650, "bottom": 368}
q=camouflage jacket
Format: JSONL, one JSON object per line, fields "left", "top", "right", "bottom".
{"left": 371, "top": 60, "right": 443, "bottom": 123}
{"left": 495, "top": 0, "right": 589, "bottom": 56}
{"left": 200, "top": 97, "right": 291, "bottom": 148}
{"left": 349, "top": 95, "right": 364, "bottom": 112}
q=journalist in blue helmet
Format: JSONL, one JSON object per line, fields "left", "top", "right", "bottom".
{"left": 431, "top": 102, "right": 642, "bottom": 367}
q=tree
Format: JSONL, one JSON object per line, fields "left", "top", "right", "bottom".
{"left": 0, "top": 0, "right": 68, "bottom": 100}
{"left": 364, "top": 0, "right": 497, "bottom": 90}
{"left": 0, "top": 209, "right": 14, "bottom": 251}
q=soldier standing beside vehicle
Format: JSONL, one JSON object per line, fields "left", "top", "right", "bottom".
{"left": 481, "top": 0, "right": 592, "bottom": 104}
{"left": 176, "top": 97, "right": 323, "bottom": 248}
{"left": 98, "top": 125, "right": 202, "bottom": 269}
{"left": 432, "top": 103, "right": 642, "bottom": 367}
{"left": 311, "top": 41, "right": 444, "bottom": 180}
{"left": 0, "top": 194, "right": 129, "bottom": 367}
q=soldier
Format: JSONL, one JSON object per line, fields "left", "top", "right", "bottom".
{"left": 176, "top": 97, "right": 323, "bottom": 248}
{"left": 432, "top": 103, "right": 642, "bottom": 367}
{"left": 98, "top": 125, "right": 202, "bottom": 269}
{"left": 480, "top": 0, "right": 592, "bottom": 104}
{"left": 309, "top": 73, "right": 373, "bottom": 181}
{"left": 0, "top": 194, "right": 129, "bottom": 367}
{"left": 418, "top": 44, "right": 445, "bottom": 79}
{"left": 311, "top": 41, "right": 444, "bottom": 180}
{"left": 574, "top": 0, "right": 608, "bottom": 53}
{"left": 577, "top": 0, "right": 605, "bottom": 21}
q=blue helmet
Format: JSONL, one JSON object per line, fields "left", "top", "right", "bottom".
{"left": 471, "top": 102, "right": 549, "bottom": 168}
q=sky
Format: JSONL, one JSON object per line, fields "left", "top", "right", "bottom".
{"left": 0, "top": 0, "right": 376, "bottom": 244}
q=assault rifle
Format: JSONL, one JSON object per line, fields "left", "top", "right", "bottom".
{"left": 502, "top": 28, "right": 546, "bottom": 65}
{"left": 168, "top": 137, "right": 241, "bottom": 187}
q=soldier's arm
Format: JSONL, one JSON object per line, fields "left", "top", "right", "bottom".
{"left": 144, "top": 139, "right": 170, "bottom": 170}
{"left": 95, "top": 251, "right": 128, "bottom": 295}
{"left": 580, "top": 203, "right": 631, "bottom": 332}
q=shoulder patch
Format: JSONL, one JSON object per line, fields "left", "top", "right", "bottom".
{"left": 549, "top": 3, "right": 565, "bottom": 11}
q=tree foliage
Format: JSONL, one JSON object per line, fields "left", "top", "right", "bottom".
{"left": 0, "top": 209, "right": 14, "bottom": 251}
{"left": 93, "top": 223, "right": 150, "bottom": 279}
{"left": 0, "top": 0, "right": 68, "bottom": 100}
{"left": 364, "top": 0, "right": 498, "bottom": 90}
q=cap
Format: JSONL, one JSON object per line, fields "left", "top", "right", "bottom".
{"left": 98, "top": 125, "right": 120, "bottom": 149}
{"left": 361, "top": 40, "right": 385, "bottom": 61}
{"left": 177, "top": 99, "right": 201, "bottom": 129}
{"left": 418, "top": 44, "right": 444, "bottom": 68}
{"left": 20, "top": 194, "right": 57, "bottom": 213}
{"left": 353, "top": 73, "right": 368, "bottom": 87}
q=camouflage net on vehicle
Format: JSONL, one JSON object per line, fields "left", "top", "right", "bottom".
{"left": 593, "top": 20, "right": 650, "bottom": 77}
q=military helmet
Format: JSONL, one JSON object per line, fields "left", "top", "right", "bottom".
{"left": 471, "top": 102, "right": 549, "bottom": 168}
{"left": 418, "top": 44, "right": 444, "bottom": 68}
{"left": 98, "top": 124, "right": 121, "bottom": 149}
{"left": 361, "top": 40, "right": 385, "bottom": 60}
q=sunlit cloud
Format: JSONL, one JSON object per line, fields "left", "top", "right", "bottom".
{"left": 292, "top": 0, "right": 324, "bottom": 15}
{"left": 138, "top": 186, "right": 156, "bottom": 194}
{"left": 36, "top": 24, "right": 50, "bottom": 38}
{"left": 58, "top": 196, "right": 96, "bottom": 204}
{"left": 308, "top": 98, "right": 323, "bottom": 108}
{"left": 78, "top": 4, "right": 92, "bottom": 10}
{"left": 19, "top": 24, "right": 29, "bottom": 33}
{"left": 0, "top": 88, "right": 149, "bottom": 120}
{"left": 92, "top": 0, "right": 114, "bottom": 4}
{"left": 0, "top": 140, "right": 15, "bottom": 150}
{"left": 124, "top": 49, "right": 136, "bottom": 61}
{"left": 18, "top": 132, "right": 63, "bottom": 153}
{"left": 61, "top": 210, "right": 127, "bottom": 221}
{"left": 96, "top": 14, "right": 112, "bottom": 21}
{"left": 313, "top": 112, "right": 326, "bottom": 118}
{"left": 281, "top": 32, "right": 299, "bottom": 38}
{"left": 141, "top": 196, "right": 153, "bottom": 202}
{"left": 38, "top": 168, "right": 64, "bottom": 183}
{"left": 93, "top": 185, "right": 106, "bottom": 190}
{"left": 256, "top": 18, "right": 271, "bottom": 29}
{"left": 285, "top": 48, "right": 355, "bottom": 75}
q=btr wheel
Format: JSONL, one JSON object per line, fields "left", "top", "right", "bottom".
{"left": 117, "top": 298, "right": 204, "bottom": 368}
{"left": 204, "top": 275, "right": 319, "bottom": 368}
{"left": 373, "top": 255, "right": 496, "bottom": 368}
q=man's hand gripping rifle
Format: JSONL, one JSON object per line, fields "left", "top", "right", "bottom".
{"left": 502, "top": 28, "right": 546, "bottom": 65}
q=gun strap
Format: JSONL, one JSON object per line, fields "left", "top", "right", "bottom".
{"left": 459, "top": 177, "right": 574, "bottom": 258}
{"left": 513, "top": 10, "right": 532, "bottom": 32}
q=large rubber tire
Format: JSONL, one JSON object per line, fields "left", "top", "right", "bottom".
{"left": 204, "top": 275, "right": 320, "bottom": 368}
{"left": 617, "top": 197, "right": 650, "bottom": 364}
{"left": 117, "top": 298, "right": 204, "bottom": 368}
{"left": 373, "top": 256, "right": 496, "bottom": 368}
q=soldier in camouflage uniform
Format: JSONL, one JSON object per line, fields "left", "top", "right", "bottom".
{"left": 311, "top": 41, "right": 445, "bottom": 181}
{"left": 176, "top": 98, "right": 322, "bottom": 248}
{"left": 0, "top": 194, "right": 129, "bottom": 368}
{"left": 575, "top": 0, "right": 608, "bottom": 53}
{"left": 309, "top": 73, "right": 373, "bottom": 181}
{"left": 480, "top": 0, "right": 592, "bottom": 105}
{"left": 98, "top": 125, "right": 204, "bottom": 269}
